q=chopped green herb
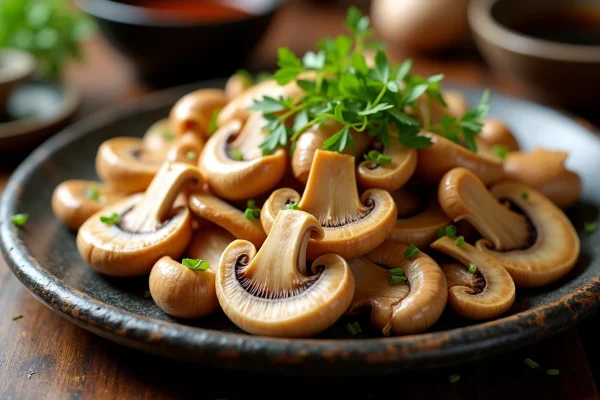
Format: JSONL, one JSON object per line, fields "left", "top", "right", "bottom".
{"left": 144, "top": 290, "right": 152, "bottom": 299}
{"left": 363, "top": 150, "right": 392, "bottom": 165}
{"left": 388, "top": 268, "right": 405, "bottom": 276}
{"left": 100, "top": 212, "right": 119, "bottom": 226}
{"left": 524, "top": 358, "right": 539, "bottom": 369}
{"left": 256, "top": 72, "right": 273, "bottom": 83}
{"left": 455, "top": 236, "right": 465, "bottom": 247}
{"left": 234, "top": 69, "right": 254, "bottom": 86}
{"left": 182, "top": 258, "right": 210, "bottom": 271}
{"left": 584, "top": 222, "right": 598, "bottom": 236}
{"left": 84, "top": 187, "right": 100, "bottom": 202}
{"left": 12, "top": 315, "right": 23, "bottom": 321}
{"left": 388, "top": 275, "right": 408, "bottom": 285}
{"left": 468, "top": 263, "right": 478, "bottom": 274}
{"left": 346, "top": 321, "right": 362, "bottom": 335}
{"left": 521, "top": 191, "right": 529, "bottom": 201}
{"left": 11, "top": 213, "right": 29, "bottom": 227}
{"left": 231, "top": 150, "right": 244, "bottom": 161}
{"left": 161, "top": 129, "right": 175, "bottom": 141}
{"left": 285, "top": 202, "right": 299, "bottom": 210}
{"left": 448, "top": 374, "right": 460, "bottom": 383}
{"left": 404, "top": 244, "right": 419, "bottom": 259}
{"left": 185, "top": 151, "right": 196, "bottom": 161}
{"left": 445, "top": 225, "right": 457, "bottom": 237}
{"left": 208, "top": 109, "right": 221, "bottom": 135}
{"left": 436, "top": 227, "right": 445, "bottom": 238}
{"left": 244, "top": 200, "right": 261, "bottom": 221}
{"left": 492, "top": 144, "right": 509, "bottom": 160}
{"left": 546, "top": 369, "right": 560, "bottom": 376}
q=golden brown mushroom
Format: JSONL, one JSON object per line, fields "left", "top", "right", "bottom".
{"left": 347, "top": 241, "right": 447, "bottom": 335}
{"left": 198, "top": 114, "right": 287, "bottom": 201}
{"left": 149, "top": 256, "right": 219, "bottom": 319}
{"left": 439, "top": 167, "right": 579, "bottom": 287}
{"left": 479, "top": 119, "right": 520, "bottom": 152}
{"left": 187, "top": 223, "right": 236, "bottom": 266}
{"left": 142, "top": 118, "right": 177, "bottom": 155}
{"left": 503, "top": 148, "right": 581, "bottom": 209}
{"left": 216, "top": 210, "right": 355, "bottom": 337}
{"left": 389, "top": 198, "right": 452, "bottom": 249}
{"left": 261, "top": 149, "right": 397, "bottom": 260}
{"left": 165, "top": 132, "right": 204, "bottom": 165}
{"left": 77, "top": 162, "right": 203, "bottom": 277}
{"left": 414, "top": 90, "right": 469, "bottom": 127}
{"left": 51, "top": 180, "right": 127, "bottom": 231}
{"left": 431, "top": 237, "right": 516, "bottom": 320}
{"left": 169, "top": 88, "right": 229, "bottom": 140}
{"left": 225, "top": 71, "right": 253, "bottom": 99}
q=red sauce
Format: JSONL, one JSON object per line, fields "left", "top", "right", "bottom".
{"left": 122, "top": 1, "right": 250, "bottom": 22}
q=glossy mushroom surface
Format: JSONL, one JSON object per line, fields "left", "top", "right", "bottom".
{"left": 479, "top": 119, "right": 520, "bottom": 152}
{"left": 169, "top": 88, "right": 228, "bottom": 139}
{"left": 187, "top": 223, "right": 236, "bottom": 267}
{"left": 389, "top": 199, "right": 451, "bottom": 249}
{"left": 357, "top": 137, "right": 417, "bottom": 192}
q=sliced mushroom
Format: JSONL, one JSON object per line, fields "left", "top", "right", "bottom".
{"left": 439, "top": 167, "right": 532, "bottom": 251}
{"left": 389, "top": 198, "right": 452, "bottom": 249}
{"left": 188, "top": 191, "right": 266, "bottom": 248}
{"left": 165, "top": 132, "right": 204, "bottom": 165}
{"left": 416, "top": 132, "right": 505, "bottom": 185}
{"left": 262, "top": 149, "right": 397, "bottom": 260}
{"left": 225, "top": 72, "right": 253, "bottom": 99}
{"left": 216, "top": 210, "right": 355, "bottom": 337}
{"left": 414, "top": 90, "right": 469, "bottom": 126}
{"left": 51, "top": 180, "right": 127, "bottom": 231}
{"left": 503, "top": 148, "right": 581, "bottom": 209}
{"left": 169, "top": 88, "right": 228, "bottom": 139}
{"left": 198, "top": 114, "right": 287, "bottom": 201}
{"left": 347, "top": 241, "right": 447, "bottom": 335}
{"left": 479, "top": 119, "right": 520, "bottom": 152}
{"left": 149, "top": 255, "right": 219, "bottom": 319}
{"left": 187, "top": 223, "right": 236, "bottom": 266}
{"left": 291, "top": 119, "right": 373, "bottom": 184}
{"left": 390, "top": 187, "right": 423, "bottom": 218}
{"left": 142, "top": 118, "right": 176, "bottom": 155}
{"left": 431, "top": 237, "right": 516, "bottom": 320}
{"left": 77, "top": 162, "right": 203, "bottom": 277}
{"left": 357, "top": 137, "right": 417, "bottom": 192}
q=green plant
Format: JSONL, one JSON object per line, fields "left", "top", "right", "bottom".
{"left": 0, "top": 0, "right": 96, "bottom": 80}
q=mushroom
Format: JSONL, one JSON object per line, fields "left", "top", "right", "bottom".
{"left": 390, "top": 187, "right": 423, "bottom": 218}
{"left": 503, "top": 148, "right": 581, "bottom": 209}
{"left": 149, "top": 255, "right": 219, "bottom": 319}
{"left": 142, "top": 118, "right": 176, "bottom": 155}
{"left": 414, "top": 89, "right": 469, "bottom": 126}
{"left": 187, "top": 223, "right": 236, "bottom": 266}
{"left": 438, "top": 167, "right": 531, "bottom": 251}
{"left": 261, "top": 149, "right": 397, "bottom": 260}
{"left": 431, "top": 237, "right": 516, "bottom": 320}
{"left": 416, "top": 132, "right": 505, "bottom": 185}
{"left": 77, "top": 162, "right": 203, "bottom": 277}
{"left": 188, "top": 191, "right": 267, "bottom": 248}
{"left": 51, "top": 180, "right": 127, "bottom": 231}
{"left": 169, "top": 88, "right": 229, "bottom": 140}
{"left": 165, "top": 132, "right": 204, "bottom": 165}
{"left": 347, "top": 241, "right": 447, "bottom": 335}
{"left": 439, "top": 167, "right": 580, "bottom": 287}
{"left": 216, "top": 210, "right": 355, "bottom": 337}
{"left": 389, "top": 198, "right": 452, "bottom": 249}
{"left": 225, "top": 71, "right": 253, "bottom": 99}
{"left": 198, "top": 113, "right": 287, "bottom": 201}
{"left": 291, "top": 119, "right": 373, "bottom": 184}
{"left": 479, "top": 119, "right": 520, "bottom": 152}
{"left": 356, "top": 137, "right": 417, "bottom": 192}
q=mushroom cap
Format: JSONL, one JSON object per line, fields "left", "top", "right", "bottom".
{"left": 165, "top": 132, "right": 204, "bottom": 165}
{"left": 431, "top": 237, "right": 516, "bottom": 320}
{"left": 216, "top": 210, "right": 355, "bottom": 337}
{"left": 438, "top": 167, "right": 532, "bottom": 251}
{"left": 169, "top": 88, "right": 229, "bottom": 138}
{"left": 262, "top": 149, "right": 397, "bottom": 260}
{"left": 51, "top": 180, "right": 126, "bottom": 231}
{"left": 95, "top": 137, "right": 162, "bottom": 194}
{"left": 198, "top": 118, "right": 287, "bottom": 201}
{"left": 348, "top": 241, "right": 447, "bottom": 335}
{"left": 225, "top": 73, "right": 252, "bottom": 100}
{"left": 187, "top": 223, "right": 236, "bottom": 267}
{"left": 291, "top": 119, "right": 373, "bottom": 184}
{"left": 149, "top": 256, "right": 219, "bottom": 319}
{"left": 357, "top": 137, "right": 417, "bottom": 192}
{"left": 388, "top": 199, "right": 451, "bottom": 249}
{"left": 503, "top": 148, "right": 581, "bottom": 209}
{"left": 475, "top": 180, "right": 580, "bottom": 287}
{"left": 416, "top": 132, "right": 505, "bottom": 185}
{"left": 390, "top": 187, "right": 423, "bottom": 218}
{"left": 479, "top": 119, "right": 520, "bottom": 152}
{"left": 143, "top": 118, "right": 176, "bottom": 155}
{"left": 413, "top": 89, "right": 469, "bottom": 125}
{"left": 188, "top": 191, "right": 266, "bottom": 248}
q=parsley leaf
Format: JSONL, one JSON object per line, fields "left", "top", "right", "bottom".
{"left": 323, "top": 126, "right": 354, "bottom": 152}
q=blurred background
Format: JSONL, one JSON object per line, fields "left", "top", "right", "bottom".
{"left": 0, "top": 0, "right": 599, "bottom": 156}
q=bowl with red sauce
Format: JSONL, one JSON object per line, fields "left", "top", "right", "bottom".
{"left": 76, "top": 0, "right": 286, "bottom": 88}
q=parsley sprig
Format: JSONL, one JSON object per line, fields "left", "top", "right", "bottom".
{"left": 249, "top": 7, "right": 491, "bottom": 156}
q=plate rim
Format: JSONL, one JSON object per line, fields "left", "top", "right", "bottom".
{"left": 2, "top": 79, "right": 600, "bottom": 375}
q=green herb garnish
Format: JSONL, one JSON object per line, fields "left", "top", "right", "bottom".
{"left": 185, "top": 151, "right": 196, "bottom": 161}
{"left": 524, "top": 358, "right": 539, "bottom": 369}
{"left": 436, "top": 227, "right": 445, "bottom": 238}
{"left": 346, "top": 321, "right": 362, "bottom": 336}
{"left": 244, "top": 199, "right": 261, "bottom": 221}
{"left": 84, "top": 187, "right": 100, "bottom": 202}
{"left": 455, "top": 236, "right": 465, "bottom": 247}
{"left": 144, "top": 290, "right": 152, "bottom": 299}
{"left": 161, "top": 129, "right": 175, "bottom": 141}
{"left": 388, "top": 267, "right": 408, "bottom": 285}
{"left": 208, "top": 109, "right": 221, "bottom": 135}
{"left": 492, "top": 144, "right": 509, "bottom": 160}
{"left": 521, "top": 191, "right": 529, "bottom": 201}
{"left": 12, "top": 315, "right": 24, "bottom": 321}
{"left": 584, "top": 222, "right": 597, "bottom": 236}
{"left": 363, "top": 150, "right": 392, "bottom": 165}
{"left": 285, "top": 202, "right": 299, "bottom": 210}
{"left": 404, "top": 244, "right": 419, "bottom": 259}
{"left": 249, "top": 7, "right": 490, "bottom": 156}
{"left": 231, "top": 150, "right": 244, "bottom": 161}
{"left": 11, "top": 213, "right": 29, "bottom": 227}
{"left": 546, "top": 369, "right": 560, "bottom": 376}
{"left": 445, "top": 225, "right": 457, "bottom": 237}
{"left": 182, "top": 258, "right": 210, "bottom": 271}
{"left": 100, "top": 213, "right": 119, "bottom": 226}
{"left": 468, "top": 263, "right": 478, "bottom": 274}
{"left": 448, "top": 374, "right": 460, "bottom": 384}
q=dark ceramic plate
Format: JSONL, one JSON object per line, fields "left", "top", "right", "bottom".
{"left": 1, "top": 79, "right": 600, "bottom": 376}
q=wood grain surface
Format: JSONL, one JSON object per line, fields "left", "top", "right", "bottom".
{"left": 1, "top": 1, "right": 600, "bottom": 399}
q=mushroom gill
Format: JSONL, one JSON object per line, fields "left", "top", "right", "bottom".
{"left": 347, "top": 241, "right": 447, "bottom": 335}
{"left": 216, "top": 210, "right": 355, "bottom": 337}
{"left": 357, "top": 137, "right": 417, "bottom": 192}
{"left": 261, "top": 149, "right": 397, "bottom": 260}
{"left": 198, "top": 115, "right": 287, "bottom": 201}
{"left": 431, "top": 237, "right": 516, "bottom": 320}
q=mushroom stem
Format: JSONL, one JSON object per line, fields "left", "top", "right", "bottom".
{"left": 431, "top": 236, "right": 516, "bottom": 320}
{"left": 121, "top": 162, "right": 203, "bottom": 233}
{"left": 438, "top": 167, "right": 532, "bottom": 251}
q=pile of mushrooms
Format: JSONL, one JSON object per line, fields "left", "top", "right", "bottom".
{"left": 51, "top": 71, "right": 583, "bottom": 339}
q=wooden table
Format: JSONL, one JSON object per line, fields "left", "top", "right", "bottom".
{"left": 1, "top": 2, "right": 600, "bottom": 398}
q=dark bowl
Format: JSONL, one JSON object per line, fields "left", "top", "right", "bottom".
{"left": 468, "top": 0, "right": 600, "bottom": 109}
{"left": 75, "top": 0, "right": 286, "bottom": 88}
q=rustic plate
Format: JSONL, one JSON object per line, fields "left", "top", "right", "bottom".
{"left": 1, "top": 79, "right": 599, "bottom": 376}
